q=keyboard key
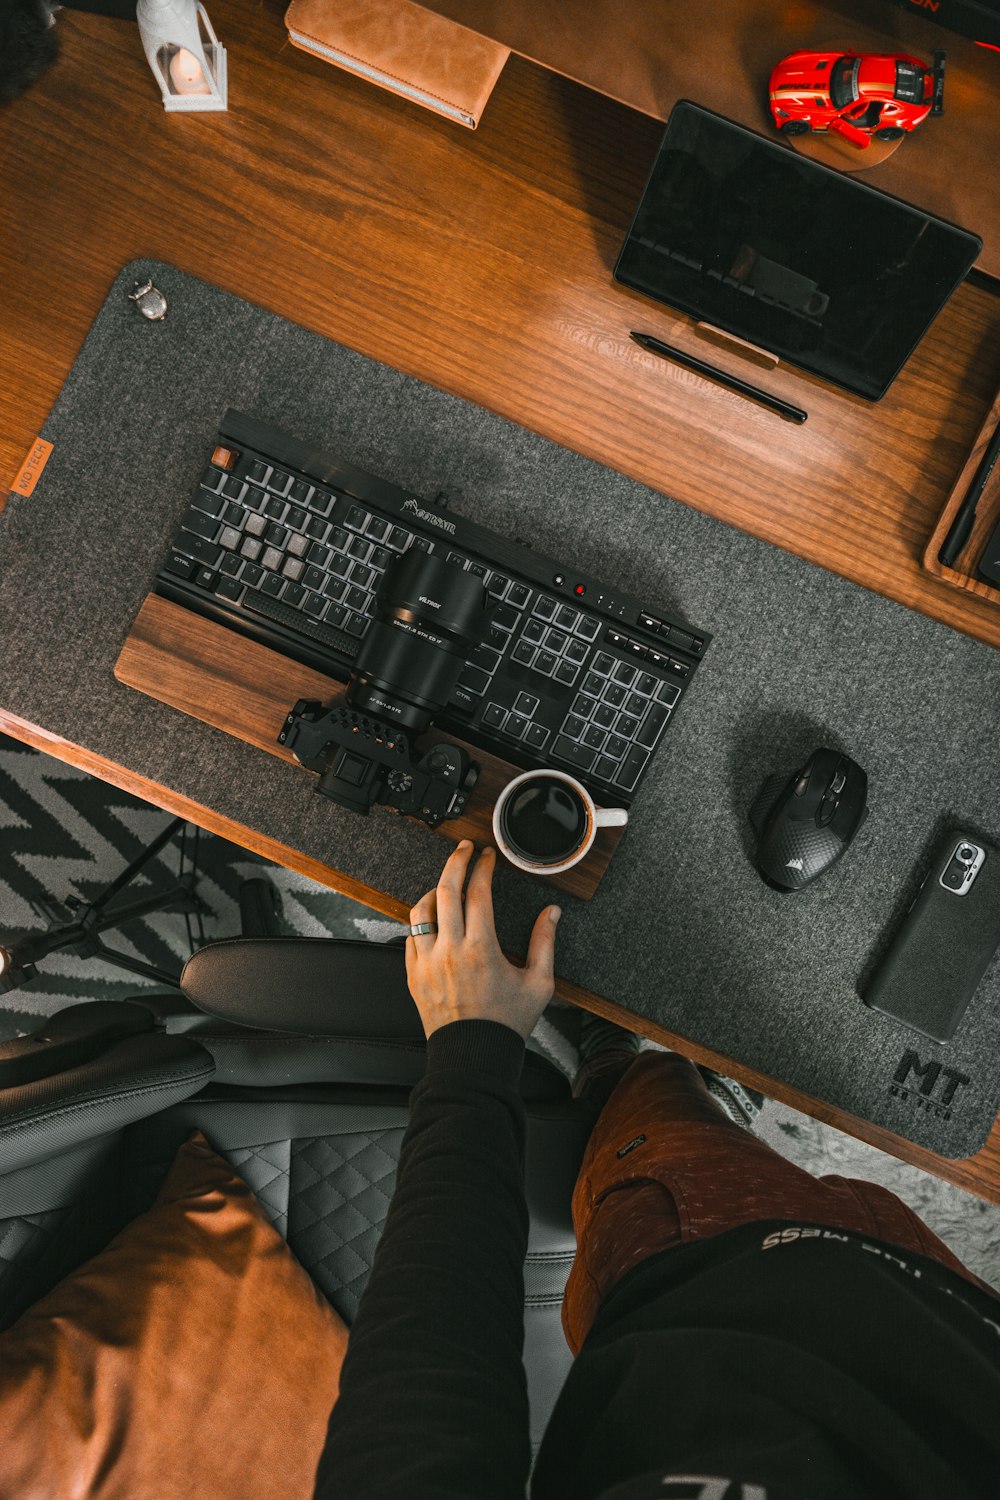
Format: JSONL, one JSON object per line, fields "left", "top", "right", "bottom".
{"left": 223, "top": 501, "right": 246, "bottom": 527}
{"left": 285, "top": 506, "right": 308, "bottom": 532}
{"left": 349, "top": 536, "right": 372, "bottom": 562}
{"left": 345, "top": 613, "right": 369, "bottom": 637}
{"left": 457, "top": 665, "right": 491, "bottom": 696}
{"left": 637, "top": 703, "right": 670, "bottom": 749}
{"left": 636, "top": 672, "right": 658, "bottom": 696}
{"left": 582, "top": 671, "right": 604, "bottom": 697}
{"left": 562, "top": 714, "right": 587, "bottom": 740}
{"left": 593, "top": 704, "right": 617, "bottom": 730}
{"left": 505, "top": 713, "right": 528, "bottom": 740}
{"left": 613, "top": 661, "right": 637, "bottom": 686}
{"left": 220, "top": 552, "right": 242, "bottom": 576}
{"left": 325, "top": 603, "right": 347, "bottom": 628}
{"left": 195, "top": 566, "right": 218, "bottom": 591}
{"left": 533, "top": 595, "right": 557, "bottom": 622}
{"left": 605, "top": 627, "right": 629, "bottom": 650}
{"left": 492, "top": 603, "right": 519, "bottom": 633}
{"left": 222, "top": 476, "right": 245, "bottom": 501}
{"left": 647, "top": 647, "right": 669, "bottom": 671}
{"left": 572, "top": 693, "right": 598, "bottom": 719}
{"left": 554, "top": 661, "right": 580, "bottom": 687}
{"left": 483, "top": 702, "right": 506, "bottom": 729}
{"left": 345, "top": 505, "right": 369, "bottom": 532}
{"left": 448, "top": 550, "right": 466, "bottom": 567}
{"left": 177, "top": 531, "right": 222, "bottom": 567}
{"left": 371, "top": 546, "right": 392, "bottom": 571}
{"left": 657, "top": 682, "right": 681, "bottom": 707}
{"left": 666, "top": 627, "right": 694, "bottom": 653}
{"left": 565, "top": 639, "right": 589, "bottom": 666}
{"left": 625, "top": 691, "right": 647, "bottom": 717}
{"left": 512, "top": 641, "right": 536, "bottom": 667}
{"left": 302, "top": 592, "right": 326, "bottom": 618}
{"left": 216, "top": 575, "right": 243, "bottom": 602}
{"left": 555, "top": 605, "right": 579, "bottom": 631}
{"left": 467, "top": 561, "right": 487, "bottom": 578}
{"left": 593, "top": 651, "right": 615, "bottom": 675}
{"left": 594, "top": 754, "right": 619, "bottom": 783}
{"left": 627, "top": 639, "right": 649, "bottom": 660}
{"left": 192, "top": 489, "right": 226, "bottom": 518}
{"left": 583, "top": 725, "right": 607, "bottom": 752}
{"left": 513, "top": 691, "right": 539, "bottom": 716}
{"left": 283, "top": 558, "right": 305, "bottom": 582}
{"left": 262, "top": 546, "right": 283, "bottom": 572}
{"left": 545, "top": 628, "right": 568, "bottom": 653}
{"left": 346, "top": 585, "right": 369, "bottom": 612}
{"left": 604, "top": 734, "right": 629, "bottom": 760}
{"left": 603, "top": 682, "right": 627, "bottom": 708}
{"left": 411, "top": 536, "right": 432, "bottom": 552}
{"left": 324, "top": 577, "right": 347, "bottom": 602}
{"left": 283, "top": 582, "right": 305, "bottom": 606}
{"left": 365, "top": 516, "right": 390, "bottom": 541}
{"left": 552, "top": 736, "right": 596, "bottom": 774}
{"left": 242, "top": 562, "right": 263, "bottom": 587}
{"left": 574, "top": 616, "right": 601, "bottom": 642}
{"left": 164, "top": 551, "right": 197, "bottom": 580}
{"left": 260, "top": 572, "right": 283, "bottom": 596}
{"left": 244, "top": 512, "right": 267, "bottom": 538}
{"left": 289, "top": 478, "right": 313, "bottom": 505}
{"left": 487, "top": 573, "right": 510, "bottom": 597}
{"left": 286, "top": 534, "right": 309, "bottom": 558}
{"left": 507, "top": 583, "right": 531, "bottom": 608}
{"left": 533, "top": 650, "right": 557, "bottom": 676}
{"left": 329, "top": 527, "right": 350, "bottom": 552}
{"left": 184, "top": 507, "right": 221, "bottom": 542}
{"left": 522, "top": 618, "right": 546, "bottom": 645}
{"left": 308, "top": 490, "right": 334, "bottom": 517}
{"left": 613, "top": 744, "right": 649, "bottom": 792}
{"left": 351, "top": 563, "right": 374, "bottom": 590}
{"left": 264, "top": 497, "right": 287, "bottom": 521}
{"left": 524, "top": 723, "right": 549, "bottom": 751}
{"left": 268, "top": 469, "right": 291, "bottom": 496}
{"left": 616, "top": 712, "right": 641, "bottom": 739}
{"left": 306, "top": 517, "right": 330, "bottom": 542}
{"left": 242, "top": 486, "right": 267, "bottom": 512}
{"left": 667, "top": 659, "right": 690, "bottom": 679}
{"left": 218, "top": 525, "right": 242, "bottom": 551}
{"left": 265, "top": 522, "right": 288, "bottom": 547}
{"left": 387, "top": 526, "right": 410, "bottom": 550}
{"left": 471, "top": 645, "right": 502, "bottom": 673}
{"left": 303, "top": 564, "right": 326, "bottom": 591}
{"left": 330, "top": 552, "right": 351, "bottom": 578}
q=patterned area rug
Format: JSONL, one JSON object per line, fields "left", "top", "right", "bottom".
{"left": 1, "top": 733, "right": 997, "bottom": 1289}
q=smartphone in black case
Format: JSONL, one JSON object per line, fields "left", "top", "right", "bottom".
{"left": 862, "top": 832, "right": 1000, "bottom": 1043}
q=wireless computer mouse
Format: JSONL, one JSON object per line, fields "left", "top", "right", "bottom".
{"left": 749, "top": 746, "right": 868, "bottom": 892}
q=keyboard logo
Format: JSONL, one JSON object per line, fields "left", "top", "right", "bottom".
{"left": 403, "top": 497, "right": 456, "bottom": 536}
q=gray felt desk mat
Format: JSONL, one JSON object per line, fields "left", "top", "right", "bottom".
{"left": 2, "top": 260, "right": 999, "bottom": 1157}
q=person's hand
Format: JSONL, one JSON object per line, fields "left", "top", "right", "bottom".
{"left": 405, "top": 840, "right": 561, "bottom": 1040}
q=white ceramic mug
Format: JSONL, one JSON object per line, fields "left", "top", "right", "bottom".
{"left": 492, "top": 768, "right": 628, "bottom": 876}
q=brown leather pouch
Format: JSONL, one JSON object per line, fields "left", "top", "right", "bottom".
{"left": 284, "top": 0, "right": 510, "bottom": 129}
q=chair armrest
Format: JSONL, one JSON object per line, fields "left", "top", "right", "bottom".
{"left": 180, "top": 938, "right": 424, "bottom": 1039}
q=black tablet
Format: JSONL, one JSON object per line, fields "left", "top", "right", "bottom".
{"left": 614, "top": 100, "right": 983, "bottom": 401}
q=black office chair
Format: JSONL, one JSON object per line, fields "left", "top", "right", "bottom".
{"left": 0, "top": 913, "right": 594, "bottom": 1452}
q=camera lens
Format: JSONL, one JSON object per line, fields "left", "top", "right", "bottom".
{"left": 957, "top": 844, "right": 977, "bottom": 864}
{"left": 347, "top": 549, "right": 488, "bottom": 732}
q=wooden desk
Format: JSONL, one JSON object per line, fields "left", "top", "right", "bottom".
{"left": 2, "top": 0, "right": 1000, "bottom": 1202}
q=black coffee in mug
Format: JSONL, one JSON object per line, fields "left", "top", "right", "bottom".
{"left": 501, "top": 777, "right": 590, "bottom": 864}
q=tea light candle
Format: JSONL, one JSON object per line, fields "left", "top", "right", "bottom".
{"left": 168, "top": 46, "right": 210, "bottom": 94}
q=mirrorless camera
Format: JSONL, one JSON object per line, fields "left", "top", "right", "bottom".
{"left": 279, "top": 549, "right": 488, "bottom": 827}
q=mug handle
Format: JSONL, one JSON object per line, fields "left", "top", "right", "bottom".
{"left": 594, "top": 807, "right": 628, "bottom": 828}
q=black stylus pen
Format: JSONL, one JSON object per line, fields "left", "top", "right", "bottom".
{"left": 938, "top": 417, "right": 1000, "bottom": 568}
{"left": 630, "top": 331, "right": 808, "bottom": 425}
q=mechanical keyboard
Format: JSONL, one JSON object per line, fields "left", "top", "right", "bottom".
{"left": 155, "top": 411, "right": 712, "bottom": 806}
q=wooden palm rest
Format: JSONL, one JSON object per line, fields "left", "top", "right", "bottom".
{"left": 114, "top": 594, "right": 625, "bottom": 900}
{"left": 923, "top": 383, "right": 1000, "bottom": 610}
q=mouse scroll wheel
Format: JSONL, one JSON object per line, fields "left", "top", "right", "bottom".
{"left": 793, "top": 774, "right": 810, "bottom": 797}
{"left": 831, "top": 769, "right": 847, "bottom": 794}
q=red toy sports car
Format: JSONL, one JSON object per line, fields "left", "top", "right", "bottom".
{"left": 769, "top": 49, "right": 946, "bottom": 149}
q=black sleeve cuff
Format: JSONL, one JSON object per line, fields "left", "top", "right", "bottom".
{"left": 425, "top": 1020, "right": 526, "bottom": 1088}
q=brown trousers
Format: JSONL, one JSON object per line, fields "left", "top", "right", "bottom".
{"left": 562, "top": 1053, "right": 995, "bottom": 1354}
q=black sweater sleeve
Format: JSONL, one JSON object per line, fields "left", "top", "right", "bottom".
{"left": 313, "top": 1019, "right": 531, "bottom": 1500}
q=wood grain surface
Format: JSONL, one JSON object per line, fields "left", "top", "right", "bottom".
{"left": 113, "top": 594, "right": 623, "bottom": 899}
{"left": 923, "top": 383, "right": 1000, "bottom": 604}
{"left": 3, "top": 0, "right": 1000, "bottom": 1198}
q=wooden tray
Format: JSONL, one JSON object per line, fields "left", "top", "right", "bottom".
{"left": 923, "top": 383, "right": 1000, "bottom": 609}
{"left": 114, "top": 594, "right": 625, "bottom": 900}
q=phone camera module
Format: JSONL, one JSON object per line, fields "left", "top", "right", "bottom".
{"left": 957, "top": 843, "right": 977, "bottom": 864}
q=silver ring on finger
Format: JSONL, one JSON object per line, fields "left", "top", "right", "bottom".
{"left": 408, "top": 922, "right": 438, "bottom": 937}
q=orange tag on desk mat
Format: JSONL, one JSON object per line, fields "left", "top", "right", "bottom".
{"left": 10, "top": 438, "right": 53, "bottom": 498}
